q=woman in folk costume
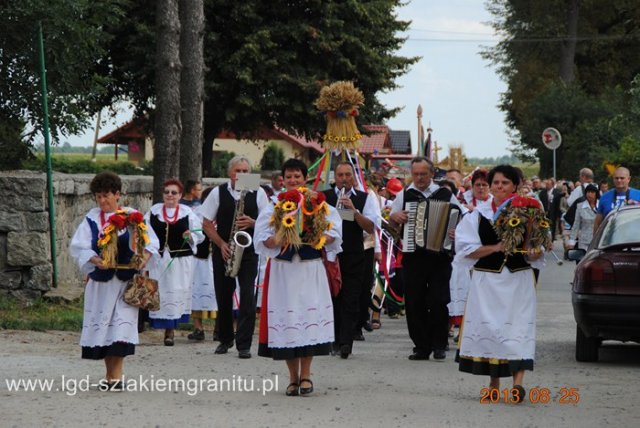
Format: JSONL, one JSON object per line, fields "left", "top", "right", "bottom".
{"left": 254, "top": 158, "right": 342, "bottom": 397}
{"left": 455, "top": 165, "right": 547, "bottom": 404}
{"left": 146, "top": 178, "right": 204, "bottom": 346}
{"left": 70, "top": 171, "right": 159, "bottom": 391}
{"left": 448, "top": 169, "right": 493, "bottom": 332}
{"left": 188, "top": 186, "right": 218, "bottom": 341}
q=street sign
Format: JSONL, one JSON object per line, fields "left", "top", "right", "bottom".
{"left": 542, "top": 127, "right": 562, "bottom": 150}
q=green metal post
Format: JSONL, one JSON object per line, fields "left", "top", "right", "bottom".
{"left": 37, "top": 22, "right": 58, "bottom": 288}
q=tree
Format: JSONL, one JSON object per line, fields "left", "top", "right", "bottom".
{"left": 0, "top": 0, "right": 126, "bottom": 144}
{"left": 200, "top": 0, "right": 417, "bottom": 176}
{"left": 483, "top": 0, "right": 640, "bottom": 177}
{"left": 45, "top": 1, "right": 416, "bottom": 180}
{"left": 178, "top": 0, "right": 205, "bottom": 184}
{"left": 260, "top": 142, "right": 285, "bottom": 171}
{"left": 153, "top": 0, "right": 182, "bottom": 202}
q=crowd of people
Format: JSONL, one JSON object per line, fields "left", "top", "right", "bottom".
{"left": 70, "top": 157, "right": 638, "bottom": 397}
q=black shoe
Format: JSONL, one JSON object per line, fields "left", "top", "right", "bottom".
{"left": 238, "top": 349, "right": 252, "bottom": 359}
{"left": 353, "top": 332, "right": 365, "bottom": 341}
{"left": 188, "top": 329, "right": 205, "bottom": 341}
{"left": 99, "top": 380, "right": 125, "bottom": 392}
{"left": 433, "top": 349, "right": 446, "bottom": 361}
{"left": 214, "top": 341, "right": 234, "bottom": 354}
{"left": 340, "top": 344, "right": 351, "bottom": 359}
{"left": 408, "top": 351, "right": 430, "bottom": 360}
{"left": 285, "top": 382, "right": 299, "bottom": 397}
{"left": 299, "top": 378, "right": 314, "bottom": 395}
{"left": 363, "top": 321, "right": 373, "bottom": 332}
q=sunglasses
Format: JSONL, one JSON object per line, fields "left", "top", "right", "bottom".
{"left": 164, "top": 190, "right": 180, "bottom": 195}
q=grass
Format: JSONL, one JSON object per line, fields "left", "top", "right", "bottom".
{"left": 0, "top": 294, "right": 84, "bottom": 331}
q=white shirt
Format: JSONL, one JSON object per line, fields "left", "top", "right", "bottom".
{"left": 567, "top": 183, "right": 591, "bottom": 206}
{"left": 390, "top": 181, "right": 461, "bottom": 215}
{"left": 197, "top": 182, "right": 269, "bottom": 222}
{"left": 334, "top": 186, "right": 382, "bottom": 230}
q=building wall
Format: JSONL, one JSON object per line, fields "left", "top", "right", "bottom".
{"left": 127, "top": 137, "right": 307, "bottom": 169}
{"left": 212, "top": 138, "right": 302, "bottom": 169}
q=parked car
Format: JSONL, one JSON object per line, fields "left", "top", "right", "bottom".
{"left": 568, "top": 204, "right": 640, "bottom": 362}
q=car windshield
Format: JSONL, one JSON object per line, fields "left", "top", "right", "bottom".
{"left": 598, "top": 208, "right": 640, "bottom": 247}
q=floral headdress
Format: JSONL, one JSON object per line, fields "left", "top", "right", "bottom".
{"left": 269, "top": 187, "right": 332, "bottom": 250}
{"left": 97, "top": 209, "right": 151, "bottom": 268}
{"left": 493, "top": 194, "right": 552, "bottom": 255}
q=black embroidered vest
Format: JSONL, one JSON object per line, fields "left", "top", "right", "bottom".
{"left": 150, "top": 211, "right": 194, "bottom": 258}
{"left": 324, "top": 188, "right": 367, "bottom": 254}
{"left": 474, "top": 215, "right": 530, "bottom": 273}
{"left": 215, "top": 184, "right": 258, "bottom": 255}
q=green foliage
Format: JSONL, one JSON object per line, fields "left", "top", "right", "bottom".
{"left": 0, "top": 294, "right": 83, "bottom": 331}
{"left": 0, "top": 0, "right": 127, "bottom": 142}
{"left": 210, "top": 151, "right": 236, "bottom": 178}
{"left": 260, "top": 142, "right": 284, "bottom": 171}
{"left": 0, "top": 114, "right": 34, "bottom": 170}
{"left": 105, "top": 1, "right": 418, "bottom": 174}
{"left": 483, "top": 0, "right": 640, "bottom": 178}
{"left": 21, "top": 154, "right": 151, "bottom": 175}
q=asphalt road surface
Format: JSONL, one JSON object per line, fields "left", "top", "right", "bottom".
{"left": 2, "top": 243, "right": 639, "bottom": 427}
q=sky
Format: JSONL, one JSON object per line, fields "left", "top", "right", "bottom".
{"left": 68, "top": 1, "right": 509, "bottom": 159}
{"left": 379, "top": 0, "right": 508, "bottom": 159}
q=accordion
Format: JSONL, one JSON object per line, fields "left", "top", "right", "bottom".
{"left": 402, "top": 188, "right": 461, "bottom": 254}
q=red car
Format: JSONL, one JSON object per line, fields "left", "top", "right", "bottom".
{"left": 569, "top": 204, "right": 640, "bottom": 362}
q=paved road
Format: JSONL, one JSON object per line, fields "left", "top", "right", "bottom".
{"left": 2, "top": 242, "right": 639, "bottom": 427}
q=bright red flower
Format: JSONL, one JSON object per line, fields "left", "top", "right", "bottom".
{"left": 314, "top": 192, "right": 326, "bottom": 204}
{"left": 109, "top": 214, "right": 127, "bottom": 229}
{"left": 128, "top": 211, "right": 144, "bottom": 224}
{"left": 278, "top": 190, "right": 302, "bottom": 203}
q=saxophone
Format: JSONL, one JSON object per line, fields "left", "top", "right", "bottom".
{"left": 224, "top": 190, "right": 253, "bottom": 277}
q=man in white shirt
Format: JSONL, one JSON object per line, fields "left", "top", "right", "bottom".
{"left": 567, "top": 167, "right": 594, "bottom": 206}
{"left": 322, "top": 162, "right": 380, "bottom": 359}
{"left": 389, "top": 156, "right": 460, "bottom": 362}
{"left": 199, "top": 156, "right": 269, "bottom": 359}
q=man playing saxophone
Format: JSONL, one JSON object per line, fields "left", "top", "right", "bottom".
{"left": 199, "top": 156, "right": 269, "bottom": 359}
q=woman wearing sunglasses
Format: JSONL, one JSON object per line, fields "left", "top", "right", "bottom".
{"left": 146, "top": 178, "right": 204, "bottom": 346}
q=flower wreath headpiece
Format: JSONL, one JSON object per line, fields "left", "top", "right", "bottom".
{"left": 98, "top": 209, "right": 151, "bottom": 268}
{"left": 269, "top": 187, "right": 332, "bottom": 250}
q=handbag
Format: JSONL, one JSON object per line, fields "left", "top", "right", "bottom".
{"left": 123, "top": 272, "right": 160, "bottom": 311}
{"left": 321, "top": 249, "right": 342, "bottom": 297}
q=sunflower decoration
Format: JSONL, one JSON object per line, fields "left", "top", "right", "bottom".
{"left": 271, "top": 188, "right": 331, "bottom": 250}
{"left": 493, "top": 192, "right": 552, "bottom": 255}
{"left": 315, "top": 81, "right": 365, "bottom": 151}
{"left": 98, "top": 209, "right": 151, "bottom": 269}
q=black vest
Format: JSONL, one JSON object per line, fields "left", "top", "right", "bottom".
{"left": 87, "top": 217, "right": 136, "bottom": 282}
{"left": 324, "top": 188, "right": 368, "bottom": 254}
{"left": 150, "top": 210, "right": 194, "bottom": 258}
{"left": 474, "top": 215, "right": 530, "bottom": 273}
{"left": 215, "top": 184, "right": 258, "bottom": 255}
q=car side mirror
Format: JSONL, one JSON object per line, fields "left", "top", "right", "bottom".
{"left": 567, "top": 248, "right": 586, "bottom": 262}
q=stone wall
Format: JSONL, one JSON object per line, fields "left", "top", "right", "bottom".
{"left": 0, "top": 172, "right": 231, "bottom": 300}
{"left": 0, "top": 172, "right": 158, "bottom": 299}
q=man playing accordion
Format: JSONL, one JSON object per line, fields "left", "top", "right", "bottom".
{"left": 389, "top": 156, "right": 462, "bottom": 361}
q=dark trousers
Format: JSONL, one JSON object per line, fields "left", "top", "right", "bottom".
{"left": 333, "top": 251, "right": 365, "bottom": 348}
{"left": 402, "top": 251, "right": 452, "bottom": 354}
{"left": 212, "top": 249, "right": 257, "bottom": 351}
{"left": 356, "top": 248, "right": 375, "bottom": 331}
